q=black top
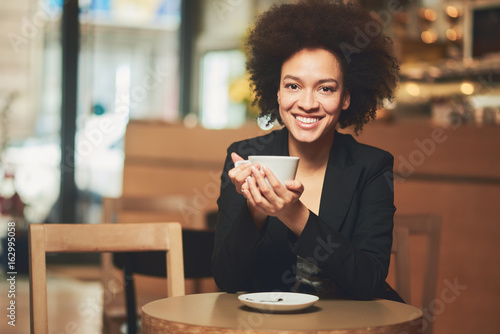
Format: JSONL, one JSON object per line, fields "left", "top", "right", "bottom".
{"left": 211, "top": 127, "right": 403, "bottom": 302}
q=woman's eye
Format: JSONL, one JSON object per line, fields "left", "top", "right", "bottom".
{"left": 285, "top": 83, "right": 299, "bottom": 90}
{"left": 320, "top": 86, "right": 334, "bottom": 93}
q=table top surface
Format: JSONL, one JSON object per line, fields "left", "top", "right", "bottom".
{"left": 142, "top": 292, "right": 423, "bottom": 333}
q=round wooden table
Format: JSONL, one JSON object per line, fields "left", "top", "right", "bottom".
{"left": 142, "top": 292, "right": 423, "bottom": 333}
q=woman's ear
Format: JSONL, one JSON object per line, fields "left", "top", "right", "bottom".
{"left": 277, "top": 90, "right": 281, "bottom": 105}
{"left": 342, "top": 90, "right": 351, "bottom": 110}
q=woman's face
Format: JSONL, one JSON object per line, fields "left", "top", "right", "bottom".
{"left": 277, "top": 48, "right": 350, "bottom": 145}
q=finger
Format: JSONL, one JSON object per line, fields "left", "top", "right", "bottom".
{"left": 241, "top": 176, "right": 251, "bottom": 192}
{"left": 242, "top": 188, "right": 254, "bottom": 205}
{"left": 252, "top": 166, "right": 280, "bottom": 203}
{"left": 229, "top": 166, "right": 253, "bottom": 194}
{"left": 246, "top": 172, "right": 273, "bottom": 211}
{"left": 242, "top": 189, "right": 266, "bottom": 216}
{"left": 234, "top": 160, "right": 250, "bottom": 168}
{"left": 231, "top": 152, "right": 244, "bottom": 164}
{"left": 241, "top": 176, "right": 252, "bottom": 199}
{"left": 285, "top": 180, "right": 304, "bottom": 194}
{"left": 251, "top": 166, "right": 271, "bottom": 192}
{"left": 230, "top": 151, "right": 250, "bottom": 172}
{"left": 261, "top": 166, "right": 286, "bottom": 195}
{"left": 230, "top": 163, "right": 252, "bottom": 183}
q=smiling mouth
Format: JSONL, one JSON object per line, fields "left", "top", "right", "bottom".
{"left": 294, "top": 115, "right": 322, "bottom": 124}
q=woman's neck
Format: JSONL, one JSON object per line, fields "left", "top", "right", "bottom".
{"left": 288, "top": 129, "right": 334, "bottom": 171}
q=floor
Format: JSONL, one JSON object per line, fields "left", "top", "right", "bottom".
{"left": 1, "top": 266, "right": 104, "bottom": 334}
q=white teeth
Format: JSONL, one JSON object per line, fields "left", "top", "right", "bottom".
{"left": 295, "top": 115, "right": 320, "bottom": 124}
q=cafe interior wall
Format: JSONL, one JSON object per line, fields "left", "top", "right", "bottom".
{"left": 0, "top": 0, "right": 499, "bottom": 332}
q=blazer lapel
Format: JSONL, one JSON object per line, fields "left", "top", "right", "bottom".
{"left": 319, "top": 132, "right": 362, "bottom": 231}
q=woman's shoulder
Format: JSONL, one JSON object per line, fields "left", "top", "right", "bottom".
{"left": 336, "top": 131, "right": 394, "bottom": 164}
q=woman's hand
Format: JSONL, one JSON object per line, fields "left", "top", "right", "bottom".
{"left": 243, "top": 164, "right": 309, "bottom": 236}
{"left": 228, "top": 153, "right": 253, "bottom": 195}
{"left": 228, "top": 153, "right": 268, "bottom": 229}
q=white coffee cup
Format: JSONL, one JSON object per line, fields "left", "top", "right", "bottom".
{"left": 235, "top": 155, "right": 300, "bottom": 185}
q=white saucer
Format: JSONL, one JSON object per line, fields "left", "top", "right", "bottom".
{"left": 238, "top": 292, "right": 319, "bottom": 312}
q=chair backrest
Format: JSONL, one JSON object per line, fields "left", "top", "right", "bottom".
{"left": 391, "top": 214, "right": 442, "bottom": 334}
{"left": 28, "top": 222, "right": 185, "bottom": 334}
{"left": 391, "top": 225, "right": 411, "bottom": 303}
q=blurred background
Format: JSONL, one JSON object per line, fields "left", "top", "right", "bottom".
{"left": 0, "top": 0, "right": 499, "bottom": 333}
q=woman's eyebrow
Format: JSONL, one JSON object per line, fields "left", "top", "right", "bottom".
{"left": 282, "top": 75, "right": 339, "bottom": 86}
{"left": 282, "top": 74, "right": 301, "bottom": 82}
{"left": 317, "top": 78, "right": 339, "bottom": 85}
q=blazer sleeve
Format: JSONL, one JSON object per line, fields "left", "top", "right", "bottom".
{"left": 211, "top": 144, "right": 265, "bottom": 292}
{"left": 292, "top": 151, "right": 395, "bottom": 300}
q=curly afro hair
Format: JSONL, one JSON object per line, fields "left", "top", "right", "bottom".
{"left": 246, "top": 0, "right": 399, "bottom": 134}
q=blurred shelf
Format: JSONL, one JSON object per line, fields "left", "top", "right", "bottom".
{"left": 400, "top": 56, "right": 500, "bottom": 83}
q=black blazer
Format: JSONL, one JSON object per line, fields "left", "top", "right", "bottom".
{"left": 212, "top": 127, "right": 402, "bottom": 302}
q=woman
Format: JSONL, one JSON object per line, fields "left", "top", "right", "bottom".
{"left": 212, "top": 0, "right": 402, "bottom": 302}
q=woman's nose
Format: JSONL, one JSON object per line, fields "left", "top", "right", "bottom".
{"left": 297, "top": 90, "right": 319, "bottom": 110}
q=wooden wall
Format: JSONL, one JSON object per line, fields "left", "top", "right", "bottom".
{"left": 122, "top": 121, "right": 273, "bottom": 219}
{"left": 123, "top": 119, "right": 500, "bottom": 334}
{"left": 355, "top": 121, "right": 500, "bottom": 334}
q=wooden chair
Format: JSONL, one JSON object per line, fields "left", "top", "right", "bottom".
{"left": 101, "top": 196, "right": 216, "bottom": 334}
{"left": 391, "top": 214, "right": 442, "bottom": 334}
{"left": 391, "top": 225, "right": 411, "bottom": 303}
{"left": 28, "top": 222, "right": 185, "bottom": 334}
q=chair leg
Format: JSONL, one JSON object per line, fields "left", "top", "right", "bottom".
{"left": 124, "top": 266, "right": 137, "bottom": 334}
{"left": 102, "top": 312, "right": 124, "bottom": 334}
